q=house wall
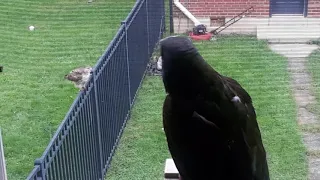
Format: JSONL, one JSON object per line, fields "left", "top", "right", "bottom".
{"left": 180, "top": 0, "right": 269, "bottom": 18}
{"left": 173, "top": 4, "right": 195, "bottom": 34}
{"left": 181, "top": 0, "right": 320, "bottom": 18}
{"left": 172, "top": 0, "right": 320, "bottom": 34}
{"left": 308, "top": 0, "right": 320, "bottom": 17}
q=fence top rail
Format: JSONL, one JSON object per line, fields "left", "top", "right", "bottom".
{"left": 26, "top": 165, "right": 41, "bottom": 180}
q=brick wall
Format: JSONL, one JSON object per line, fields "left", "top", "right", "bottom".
{"left": 181, "top": 0, "right": 269, "bottom": 18}
{"left": 180, "top": 0, "right": 320, "bottom": 18}
{"left": 308, "top": 0, "right": 320, "bottom": 17}
{"left": 173, "top": 5, "right": 195, "bottom": 33}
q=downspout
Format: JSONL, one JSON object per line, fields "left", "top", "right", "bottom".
{"left": 173, "top": 0, "right": 202, "bottom": 26}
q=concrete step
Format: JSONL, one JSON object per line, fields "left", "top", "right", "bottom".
{"left": 269, "top": 44, "right": 319, "bottom": 58}
{"left": 268, "top": 21, "right": 320, "bottom": 25}
{"left": 258, "top": 26, "right": 320, "bottom": 32}
{"left": 270, "top": 44, "right": 319, "bottom": 49}
{"left": 268, "top": 16, "right": 320, "bottom": 26}
{"left": 268, "top": 39, "right": 315, "bottom": 43}
{"left": 257, "top": 25, "right": 320, "bottom": 42}
{"left": 258, "top": 25, "right": 320, "bottom": 30}
{"left": 264, "top": 36, "right": 320, "bottom": 40}
{"left": 270, "top": 51, "right": 316, "bottom": 58}
{"left": 269, "top": 44, "right": 319, "bottom": 50}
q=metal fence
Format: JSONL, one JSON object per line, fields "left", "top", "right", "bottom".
{"left": 26, "top": 0, "right": 165, "bottom": 179}
{"left": 0, "top": 129, "right": 8, "bottom": 180}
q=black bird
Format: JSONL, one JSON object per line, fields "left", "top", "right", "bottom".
{"left": 160, "top": 36, "right": 270, "bottom": 180}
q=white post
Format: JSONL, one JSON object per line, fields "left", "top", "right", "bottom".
{"left": 173, "top": 0, "right": 201, "bottom": 26}
{"left": 0, "top": 129, "right": 7, "bottom": 180}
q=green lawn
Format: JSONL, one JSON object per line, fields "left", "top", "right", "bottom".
{"left": 306, "top": 48, "right": 320, "bottom": 133}
{"left": 0, "top": 0, "right": 135, "bottom": 179}
{"left": 106, "top": 36, "right": 308, "bottom": 180}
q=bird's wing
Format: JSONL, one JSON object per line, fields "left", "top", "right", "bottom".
{"left": 162, "top": 95, "right": 228, "bottom": 180}
{"left": 227, "top": 77, "right": 269, "bottom": 179}
{"left": 221, "top": 76, "right": 262, "bottom": 146}
{"left": 66, "top": 73, "right": 82, "bottom": 82}
{"left": 72, "top": 67, "right": 92, "bottom": 74}
{"left": 193, "top": 75, "right": 269, "bottom": 179}
{"left": 66, "top": 67, "right": 92, "bottom": 82}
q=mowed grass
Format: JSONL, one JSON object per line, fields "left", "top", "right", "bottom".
{"left": 106, "top": 36, "right": 308, "bottom": 180}
{"left": 306, "top": 48, "right": 320, "bottom": 128}
{"left": 308, "top": 48, "right": 320, "bottom": 83}
{"left": 0, "top": 0, "right": 135, "bottom": 179}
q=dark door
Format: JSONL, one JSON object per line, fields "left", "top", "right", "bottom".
{"left": 271, "top": 0, "right": 305, "bottom": 15}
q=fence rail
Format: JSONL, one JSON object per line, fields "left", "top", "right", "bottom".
{"left": 26, "top": 0, "right": 165, "bottom": 179}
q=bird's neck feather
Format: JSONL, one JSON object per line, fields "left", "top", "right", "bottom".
{"left": 163, "top": 57, "right": 222, "bottom": 98}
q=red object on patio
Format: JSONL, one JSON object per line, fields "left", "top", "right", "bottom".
{"left": 188, "top": 32, "right": 212, "bottom": 41}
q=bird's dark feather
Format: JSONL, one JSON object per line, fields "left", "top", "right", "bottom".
{"left": 163, "top": 95, "right": 230, "bottom": 180}
{"left": 161, "top": 36, "right": 270, "bottom": 180}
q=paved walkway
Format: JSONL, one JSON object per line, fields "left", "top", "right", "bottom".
{"left": 269, "top": 43, "right": 320, "bottom": 180}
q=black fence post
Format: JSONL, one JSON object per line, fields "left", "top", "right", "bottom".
{"left": 169, "top": 0, "right": 174, "bottom": 34}
{"left": 162, "top": 0, "right": 166, "bottom": 38}
{"left": 34, "top": 158, "right": 45, "bottom": 180}
{"left": 92, "top": 72, "right": 104, "bottom": 180}
{"left": 145, "top": 0, "right": 150, "bottom": 58}
{"left": 121, "top": 21, "right": 132, "bottom": 107}
{"left": 164, "top": 0, "right": 166, "bottom": 34}
{"left": 162, "top": 0, "right": 166, "bottom": 34}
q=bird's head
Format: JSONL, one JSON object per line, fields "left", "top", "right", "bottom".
{"left": 64, "top": 73, "right": 69, "bottom": 79}
{"left": 159, "top": 36, "right": 197, "bottom": 69}
{"left": 159, "top": 36, "right": 205, "bottom": 96}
